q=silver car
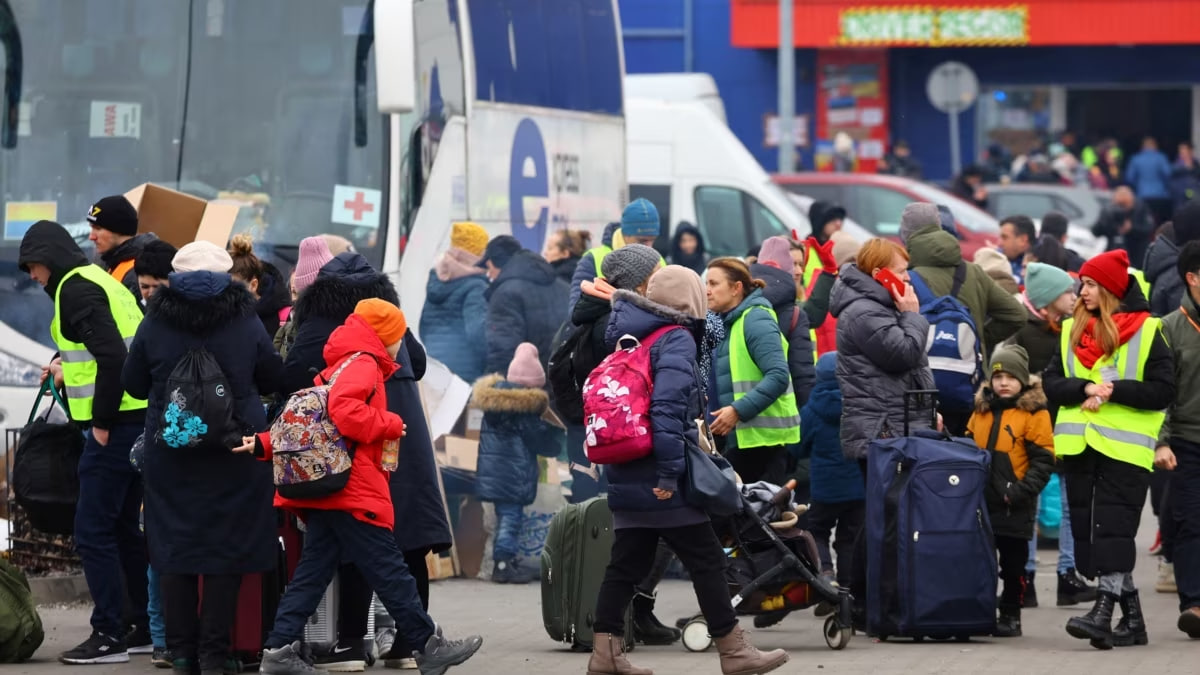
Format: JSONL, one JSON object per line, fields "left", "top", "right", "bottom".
{"left": 983, "top": 183, "right": 1110, "bottom": 259}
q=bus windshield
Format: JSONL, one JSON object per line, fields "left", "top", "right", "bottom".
{"left": 0, "top": 0, "right": 386, "bottom": 350}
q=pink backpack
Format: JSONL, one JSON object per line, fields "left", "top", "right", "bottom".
{"left": 582, "top": 325, "right": 684, "bottom": 465}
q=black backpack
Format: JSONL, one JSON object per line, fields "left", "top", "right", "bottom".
{"left": 12, "top": 382, "right": 85, "bottom": 535}
{"left": 547, "top": 321, "right": 601, "bottom": 425}
{"left": 159, "top": 348, "right": 239, "bottom": 450}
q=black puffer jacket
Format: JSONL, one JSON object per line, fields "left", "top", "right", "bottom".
{"left": 254, "top": 261, "right": 292, "bottom": 338}
{"left": 830, "top": 263, "right": 935, "bottom": 460}
{"left": 1144, "top": 233, "right": 1184, "bottom": 318}
{"left": 484, "top": 250, "right": 569, "bottom": 374}
{"left": 750, "top": 263, "right": 815, "bottom": 407}
{"left": 100, "top": 232, "right": 158, "bottom": 307}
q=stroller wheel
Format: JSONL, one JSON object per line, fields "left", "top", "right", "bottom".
{"left": 824, "top": 616, "right": 851, "bottom": 650}
{"left": 681, "top": 619, "right": 712, "bottom": 652}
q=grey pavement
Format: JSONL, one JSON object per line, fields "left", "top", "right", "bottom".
{"left": 12, "top": 508, "right": 1196, "bottom": 674}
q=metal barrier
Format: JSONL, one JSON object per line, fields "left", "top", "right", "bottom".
{"left": 3, "top": 426, "right": 81, "bottom": 574}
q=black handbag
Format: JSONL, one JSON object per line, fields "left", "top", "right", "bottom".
{"left": 12, "top": 380, "right": 85, "bottom": 535}
{"left": 683, "top": 421, "right": 741, "bottom": 517}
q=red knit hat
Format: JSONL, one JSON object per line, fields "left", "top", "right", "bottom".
{"left": 1079, "top": 249, "right": 1130, "bottom": 298}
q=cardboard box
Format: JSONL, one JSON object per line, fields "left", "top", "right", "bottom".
{"left": 439, "top": 436, "right": 478, "bottom": 473}
{"left": 426, "top": 551, "right": 456, "bottom": 581}
{"left": 123, "top": 183, "right": 241, "bottom": 249}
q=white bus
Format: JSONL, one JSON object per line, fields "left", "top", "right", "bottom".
{"left": 0, "top": 0, "right": 627, "bottom": 428}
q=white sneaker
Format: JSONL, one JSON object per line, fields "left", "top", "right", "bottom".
{"left": 1157, "top": 561, "right": 1177, "bottom": 593}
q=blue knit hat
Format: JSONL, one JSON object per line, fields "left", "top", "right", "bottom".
{"left": 621, "top": 198, "right": 660, "bottom": 238}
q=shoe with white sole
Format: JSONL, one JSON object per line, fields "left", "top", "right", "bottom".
{"left": 59, "top": 632, "right": 130, "bottom": 665}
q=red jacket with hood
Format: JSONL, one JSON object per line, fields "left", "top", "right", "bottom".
{"left": 257, "top": 314, "right": 404, "bottom": 529}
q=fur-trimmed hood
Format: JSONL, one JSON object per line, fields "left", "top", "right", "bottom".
{"left": 147, "top": 271, "right": 256, "bottom": 334}
{"left": 471, "top": 373, "right": 549, "bottom": 414}
{"left": 974, "top": 376, "right": 1047, "bottom": 414}
{"left": 293, "top": 252, "right": 398, "bottom": 324}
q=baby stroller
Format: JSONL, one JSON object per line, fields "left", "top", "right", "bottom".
{"left": 678, "top": 480, "right": 853, "bottom": 652}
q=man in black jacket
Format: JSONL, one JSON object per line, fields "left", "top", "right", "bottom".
{"left": 480, "top": 236, "right": 568, "bottom": 374}
{"left": 18, "top": 220, "right": 151, "bottom": 664}
{"left": 87, "top": 194, "right": 158, "bottom": 308}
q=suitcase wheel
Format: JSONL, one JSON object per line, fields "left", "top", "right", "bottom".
{"left": 681, "top": 619, "right": 712, "bottom": 652}
{"left": 823, "top": 616, "right": 851, "bottom": 650}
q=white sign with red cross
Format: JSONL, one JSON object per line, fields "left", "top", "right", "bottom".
{"left": 330, "top": 185, "right": 382, "bottom": 229}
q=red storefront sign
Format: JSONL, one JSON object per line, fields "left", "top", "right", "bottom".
{"left": 813, "top": 49, "right": 889, "bottom": 173}
{"left": 732, "top": 0, "right": 1200, "bottom": 48}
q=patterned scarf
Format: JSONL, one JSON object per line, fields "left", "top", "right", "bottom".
{"left": 698, "top": 310, "right": 725, "bottom": 396}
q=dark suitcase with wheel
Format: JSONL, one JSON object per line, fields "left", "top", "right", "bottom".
{"left": 865, "top": 391, "right": 997, "bottom": 641}
{"left": 540, "top": 497, "right": 634, "bottom": 650}
{"left": 227, "top": 512, "right": 304, "bottom": 671}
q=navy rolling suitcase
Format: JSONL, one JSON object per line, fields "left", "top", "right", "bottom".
{"left": 865, "top": 391, "right": 997, "bottom": 641}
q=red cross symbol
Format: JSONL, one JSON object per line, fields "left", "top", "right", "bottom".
{"left": 344, "top": 191, "right": 375, "bottom": 221}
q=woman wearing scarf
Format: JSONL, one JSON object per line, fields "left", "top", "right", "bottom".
{"left": 1044, "top": 249, "right": 1175, "bottom": 650}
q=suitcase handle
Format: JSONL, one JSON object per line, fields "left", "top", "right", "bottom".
{"left": 903, "top": 390, "right": 940, "bottom": 437}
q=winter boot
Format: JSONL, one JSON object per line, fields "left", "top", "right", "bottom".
{"left": 586, "top": 632, "right": 652, "bottom": 675}
{"left": 1065, "top": 591, "right": 1118, "bottom": 650}
{"left": 1057, "top": 568, "right": 1097, "bottom": 606}
{"left": 631, "top": 592, "right": 681, "bottom": 645}
{"left": 714, "top": 625, "right": 789, "bottom": 675}
{"left": 1111, "top": 591, "right": 1149, "bottom": 647}
{"left": 1022, "top": 571, "right": 1038, "bottom": 608}
{"left": 993, "top": 605, "right": 1022, "bottom": 638}
{"left": 1178, "top": 607, "right": 1200, "bottom": 638}
{"left": 492, "top": 558, "right": 536, "bottom": 585}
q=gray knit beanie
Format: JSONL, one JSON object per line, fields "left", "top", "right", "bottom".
{"left": 899, "top": 202, "right": 941, "bottom": 245}
{"left": 602, "top": 244, "right": 661, "bottom": 290}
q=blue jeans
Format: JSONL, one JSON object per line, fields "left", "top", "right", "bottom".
{"left": 1027, "top": 474, "right": 1076, "bottom": 575}
{"left": 493, "top": 502, "right": 525, "bottom": 562}
{"left": 147, "top": 566, "right": 165, "bottom": 648}
{"left": 75, "top": 422, "right": 149, "bottom": 636}
{"left": 265, "top": 510, "right": 435, "bottom": 652}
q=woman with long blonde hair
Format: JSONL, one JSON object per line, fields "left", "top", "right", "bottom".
{"left": 1044, "top": 249, "right": 1174, "bottom": 650}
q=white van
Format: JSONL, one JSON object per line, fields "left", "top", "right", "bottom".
{"left": 626, "top": 97, "right": 869, "bottom": 258}
{"left": 624, "top": 73, "right": 726, "bottom": 124}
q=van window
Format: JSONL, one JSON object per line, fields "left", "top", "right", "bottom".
{"left": 748, "top": 194, "right": 789, "bottom": 244}
{"left": 629, "top": 183, "right": 671, "bottom": 255}
{"left": 694, "top": 186, "right": 750, "bottom": 257}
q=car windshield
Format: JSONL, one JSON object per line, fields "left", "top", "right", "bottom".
{"left": 909, "top": 183, "right": 1000, "bottom": 234}
{"left": 0, "top": 0, "right": 385, "bottom": 349}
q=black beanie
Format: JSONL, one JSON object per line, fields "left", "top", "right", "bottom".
{"left": 133, "top": 239, "right": 178, "bottom": 280}
{"left": 87, "top": 195, "right": 139, "bottom": 237}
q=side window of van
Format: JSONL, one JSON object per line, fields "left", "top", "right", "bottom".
{"left": 694, "top": 186, "right": 750, "bottom": 257}
{"left": 747, "top": 194, "right": 788, "bottom": 244}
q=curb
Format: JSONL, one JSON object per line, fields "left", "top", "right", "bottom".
{"left": 29, "top": 574, "right": 91, "bottom": 605}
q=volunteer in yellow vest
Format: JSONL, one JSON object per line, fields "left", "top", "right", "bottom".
{"left": 87, "top": 194, "right": 159, "bottom": 310}
{"left": 18, "top": 219, "right": 153, "bottom": 664}
{"left": 1043, "top": 248, "right": 1175, "bottom": 650}
{"left": 568, "top": 198, "right": 662, "bottom": 314}
{"left": 706, "top": 257, "right": 801, "bottom": 486}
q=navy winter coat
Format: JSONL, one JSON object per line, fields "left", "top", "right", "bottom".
{"left": 420, "top": 251, "right": 489, "bottom": 383}
{"left": 796, "top": 354, "right": 864, "bottom": 504}
{"left": 471, "top": 375, "right": 564, "bottom": 506}
{"left": 484, "top": 250, "right": 569, "bottom": 374}
{"left": 1145, "top": 234, "right": 1184, "bottom": 317}
{"left": 750, "top": 263, "right": 816, "bottom": 407}
{"left": 122, "top": 271, "right": 283, "bottom": 575}
{"left": 603, "top": 290, "right": 708, "bottom": 527}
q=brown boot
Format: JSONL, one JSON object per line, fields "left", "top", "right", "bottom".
{"left": 587, "top": 632, "right": 652, "bottom": 675}
{"left": 714, "top": 625, "right": 789, "bottom": 675}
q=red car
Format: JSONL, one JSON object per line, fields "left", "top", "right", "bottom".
{"left": 772, "top": 173, "right": 999, "bottom": 259}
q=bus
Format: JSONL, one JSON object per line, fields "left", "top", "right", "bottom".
{"left": 0, "top": 0, "right": 627, "bottom": 428}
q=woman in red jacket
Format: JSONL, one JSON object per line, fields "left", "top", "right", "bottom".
{"left": 236, "top": 299, "right": 482, "bottom": 675}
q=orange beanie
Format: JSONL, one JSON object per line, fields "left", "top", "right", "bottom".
{"left": 354, "top": 298, "right": 407, "bottom": 346}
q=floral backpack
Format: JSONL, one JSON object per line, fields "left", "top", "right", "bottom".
{"left": 159, "top": 348, "right": 238, "bottom": 450}
{"left": 270, "top": 352, "right": 371, "bottom": 499}
{"left": 581, "top": 325, "right": 683, "bottom": 465}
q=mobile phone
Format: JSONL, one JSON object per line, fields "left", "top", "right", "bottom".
{"left": 873, "top": 268, "right": 905, "bottom": 298}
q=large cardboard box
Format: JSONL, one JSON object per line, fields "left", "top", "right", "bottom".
{"left": 439, "top": 436, "right": 478, "bottom": 473}
{"left": 123, "top": 183, "right": 241, "bottom": 248}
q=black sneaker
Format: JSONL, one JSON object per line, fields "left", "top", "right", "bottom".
{"left": 415, "top": 626, "right": 482, "bottom": 675}
{"left": 126, "top": 626, "right": 155, "bottom": 655}
{"left": 59, "top": 632, "right": 130, "bottom": 665}
{"left": 151, "top": 647, "right": 173, "bottom": 668}
{"left": 315, "top": 641, "right": 367, "bottom": 672}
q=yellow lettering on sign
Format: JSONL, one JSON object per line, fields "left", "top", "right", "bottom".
{"left": 838, "top": 5, "right": 1029, "bottom": 46}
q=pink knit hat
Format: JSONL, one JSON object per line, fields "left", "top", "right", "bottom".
{"left": 757, "top": 236, "right": 793, "bottom": 271}
{"left": 507, "top": 343, "right": 545, "bottom": 388}
{"left": 293, "top": 236, "right": 335, "bottom": 295}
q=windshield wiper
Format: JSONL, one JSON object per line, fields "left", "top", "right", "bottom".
{"left": 0, "top": 0, "right": 22, "bottom": 149}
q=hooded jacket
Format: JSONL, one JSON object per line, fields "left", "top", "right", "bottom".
{"left": 966, "top": 379, "right": 1055, "bottom": 539}
{"left": 550, "top": 255, "right": 581, "bottom": 284}
{"left": 1159, "top": 291, "right": 1200, "bottom": 447}
{"left": 568, "top": 278, "right": 617, "bottom": 384}
{"left": 471, "top": 374, "right": 564, "bottom": 506}
{"left": 906, "top": 223, "right": 1025, "bottom": 352}
{"left": 257, "top": 315, "right": 404, "bottom": 529}
{"left": 17, "top": 220, "right": 143, "bottom": 429}
{"left": 100, "top": 232, "right": 158, "bottom": 308}
{"left": 254, "top": 261, "right": 292, "bottom": 338}
{"left": 420, "top": 248, "right": 489, "bottom": 383}
{"left": 603, "top": 290, "right": 708, "bottom": 527}
{"left": 568, "top": 221, "right": 620, "bottom": 311}
{"left": 749, "top": 263, "right": 815, "bottom": 407}
{"left": 669, "top": 223, "right": 707, "bottom": 274}
{"left": 830, "top": 264, "right": 936, "bottom": 460}
{"left": 1144, "top": 234, "right": 1184, "bottom": 318}
{"left": 484, "top": 250, "right": 569, "bottom": 374}
{"left": 122, "top": 271, "right": 282, "bottom": 574}
{"left": 796, "top": 355, "right": 863, "bottom": 504}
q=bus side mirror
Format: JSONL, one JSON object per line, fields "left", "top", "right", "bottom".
{"left": 374, "top": 0, "right": 415, "bottom": 114}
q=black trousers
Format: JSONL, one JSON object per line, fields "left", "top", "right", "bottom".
{"left": 725, "top": 445, "right": 788, "bottom": 486}
{"left": 996, "top": 535, "right": 1028, "bottom": 610}
{"left": 806, "top": 500, "right": 865, "bottom": 587}
{"left": 161, "top": 573, "right": 242, "bottom": 671}
{"left": 594, "top": 523, "right": 736, "bottom": 639}
{"left": 337, "top": 548, "right": 431, "bottom": 644}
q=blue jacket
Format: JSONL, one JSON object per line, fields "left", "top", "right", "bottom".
{"left": 420, "top": 254, "right": 489, "bottom": 383}
{"left": 712, "top": 289, "right": 794, "bottom": 450}
{"left": 796, "top": 354, "right": 864, "bottom": 504}
{"left": 604, "top": 290, "right": 707, "bottom": 524}
{"left": 471, "top": 375, "right": 564, "bottom": 506}
{"left": 1125, "top": 148, "right": 1172, "bottom": 200}
{"left": 122, "top": 272, "right": 282, "bottom": 575}
{"left": 568, "top": 221, "right": 620, "bottom": 313}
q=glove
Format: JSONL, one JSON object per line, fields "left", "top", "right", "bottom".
{"left": 806, "top": 237, "right": 839, "bottom": 275}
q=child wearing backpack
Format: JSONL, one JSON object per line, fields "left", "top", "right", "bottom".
{"left": 235, "top": 299, "right": 482, "bottom": 675}
{"left": 472, "top": 343, "right": 565, "bottom": 584}
{"left": 965, "top": 345, "right": 1055, "bottom": 638}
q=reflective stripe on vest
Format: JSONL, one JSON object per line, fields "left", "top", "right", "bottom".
{"left": 801, "top": 242, "right": 822, "bottom": 291}
{"left": 1053, "top": 317, "right": 1162, "bottom": 471}
{"left": 1130, "top": 269, "right": 1150, "bottom": 299}
{"left": 729, "top": 305, "right": 801, "bottom": 448}
{"left": 51, "top": 264, "right": 147, "bottom": 422}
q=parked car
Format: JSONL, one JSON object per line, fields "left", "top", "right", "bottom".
{"left": 983, "top": 183, "right": 1109, "bottom": 259}
{"left": 772, "top": 173, "right": 998, "bottom": 258}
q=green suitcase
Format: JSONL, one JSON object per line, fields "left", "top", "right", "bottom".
{"left": 0, "top": 557, "right": 44, "bottom": 663}
{"left": 540, "top": 497, "right": 634, "bottom": 650}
